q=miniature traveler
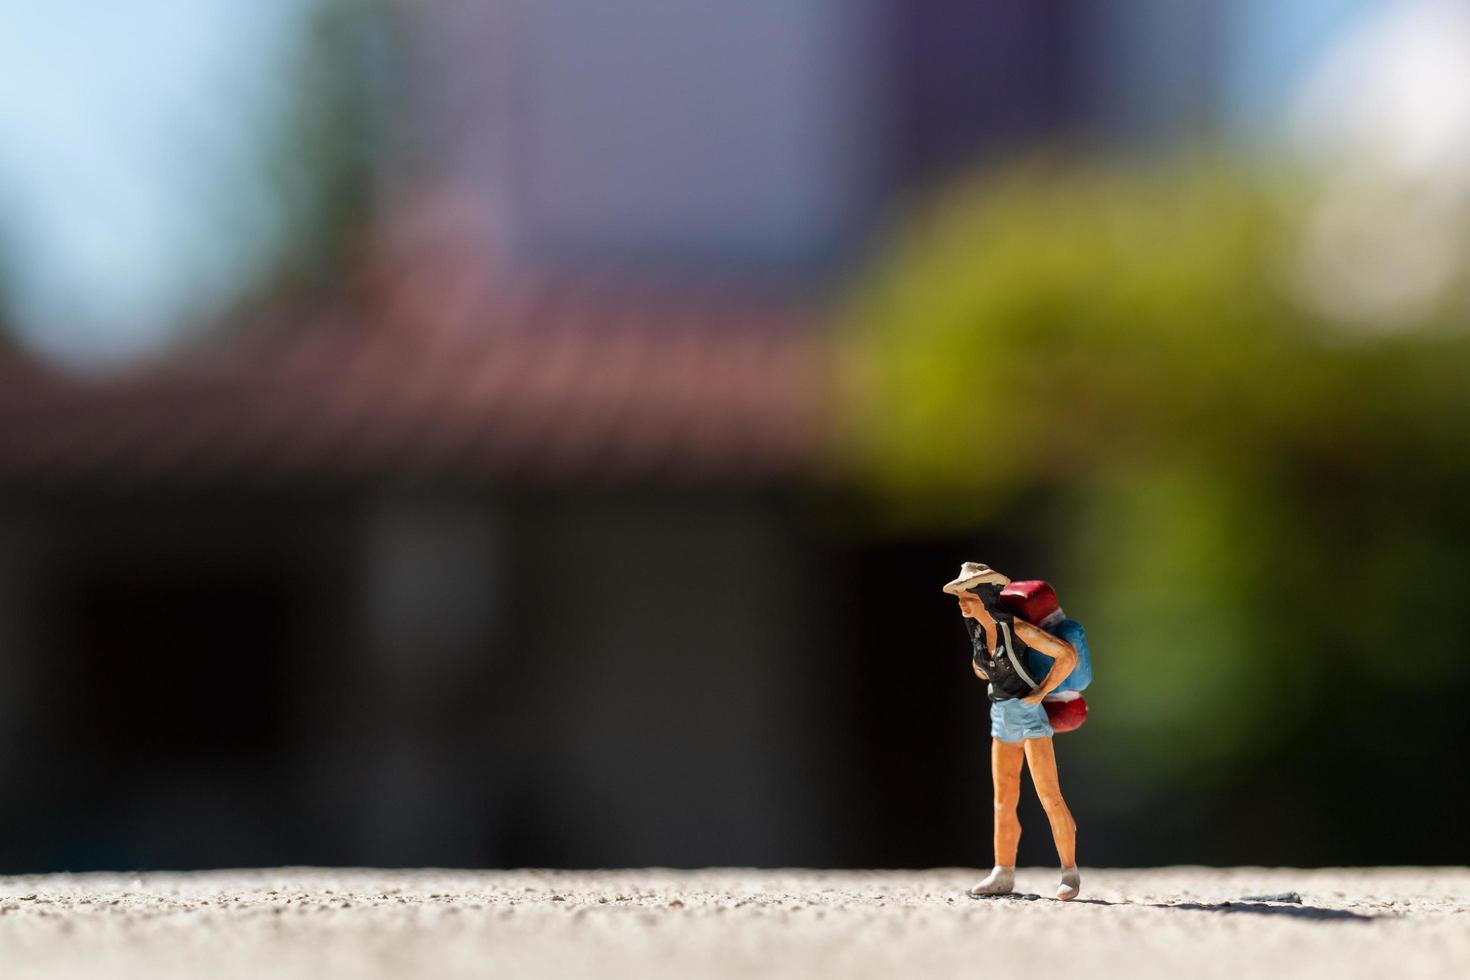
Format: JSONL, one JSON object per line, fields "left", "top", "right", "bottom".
{"left": 943, "top": 562, "right": 1081, "bottom": 901}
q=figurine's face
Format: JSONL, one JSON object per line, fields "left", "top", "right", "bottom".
{"left": 956, "top": 592, "right": 986, "bottom": 618}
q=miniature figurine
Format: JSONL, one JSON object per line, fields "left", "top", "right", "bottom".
{"left": 943, "top": 562, "right": 1082, "bottom": 901}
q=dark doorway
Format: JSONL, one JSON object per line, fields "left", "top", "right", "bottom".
{"left": 60, "top": 566, "right": 292, "bottom": 762}
{"left": 36, "top": 561, "right": 298, "bottom": 869}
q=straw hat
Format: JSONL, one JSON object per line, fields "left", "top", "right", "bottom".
{"left": 941, "top": 561, "right": 1010, "bottom": 594}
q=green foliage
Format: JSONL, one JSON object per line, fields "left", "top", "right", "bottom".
{"left": 266, "top": 0, "right": 400, "bottom": 289}
{"left": 844, "top": 161, "right": 1470, "bottom": 781}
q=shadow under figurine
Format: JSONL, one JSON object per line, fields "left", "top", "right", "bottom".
{"left": 943, "top": 562, "right": 1092, "bottom": 902}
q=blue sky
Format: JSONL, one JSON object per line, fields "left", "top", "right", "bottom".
{"left": 0, "top": 0, "right": 311, "bottom": 369}
{"left": 1218, "top": 0, "right": 1385, "bottom": 133}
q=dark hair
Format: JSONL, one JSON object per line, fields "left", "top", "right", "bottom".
{"left": 966, "top": 583, "right": 1015, "bottom": 626}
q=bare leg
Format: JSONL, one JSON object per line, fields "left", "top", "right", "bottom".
{"left": 1023, "top": 736, "right": 1079, "bottom": 900}
{"left": 992, "top": 739, "right": 1025, "bottom": 866}
{"left": 971, "top": 739, "right": 1026, "bottom": 896}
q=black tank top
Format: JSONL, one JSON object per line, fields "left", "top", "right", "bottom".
{"left": 966, "top": 617, "right": 1039, "bottom": 702}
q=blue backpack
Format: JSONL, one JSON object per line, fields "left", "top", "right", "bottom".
{"left": 1027, "top": 617, "right": 1091, "bottom": 694}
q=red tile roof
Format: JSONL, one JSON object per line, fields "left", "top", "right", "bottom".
{"left": 0, "top": 290, "right": 834, "bottom": 489}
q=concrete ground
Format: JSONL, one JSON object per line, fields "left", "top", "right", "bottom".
{"left": 0, "top": 868, "right": 1465, "bottom": 979}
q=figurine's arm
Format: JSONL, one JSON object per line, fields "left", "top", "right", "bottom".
{"left": 1014, "top": 621, "right": 1078, "bottom": 705}
{"left": 972, "top": 660, "right": 988, "bottom": 681}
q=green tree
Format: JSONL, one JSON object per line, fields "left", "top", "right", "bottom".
{"left": 265, "top": 0, "right": 400, "bottom": 291}
{"left": 844, "top": 161, "right": 1470, "bottom": 784}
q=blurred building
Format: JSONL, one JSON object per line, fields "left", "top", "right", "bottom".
{"left": 0, "top": 0, "right": 1099, "bottom": 871}
{"left": 393, "top": 0, "right": 1229, "bottom": 286}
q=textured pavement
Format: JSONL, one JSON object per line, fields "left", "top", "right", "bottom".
{"left": 0, "top": 867, "right": 1465, "bottom": 979}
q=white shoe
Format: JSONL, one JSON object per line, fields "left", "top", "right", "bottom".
{"left": 968, "top": 866, "right": 1016, "bottom": 897}
{"left": 1057, "top": 867, "right": 1080, "bottom": 902}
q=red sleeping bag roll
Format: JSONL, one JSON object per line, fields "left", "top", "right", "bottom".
{"left": 1041, "top": 692, "right": 1088, "bottom": 733}
{"left": 999, "top": 580, "right": 1088, "bottom": 733}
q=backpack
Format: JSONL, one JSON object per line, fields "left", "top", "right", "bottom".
{"left": 998, "top": 580, "right": 1092, "bottom": 732}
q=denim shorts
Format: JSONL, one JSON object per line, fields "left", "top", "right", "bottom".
{"left": 990, "top": 698, "right": 1053, "bottom": 743}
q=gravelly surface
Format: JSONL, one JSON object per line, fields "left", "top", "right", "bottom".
{"left": 0, "top": 868, "right": 1465, "bottom": 979}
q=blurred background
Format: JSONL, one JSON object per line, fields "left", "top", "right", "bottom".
{"left": 0, "top": 0, "right": 1466, "bottom": 873}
